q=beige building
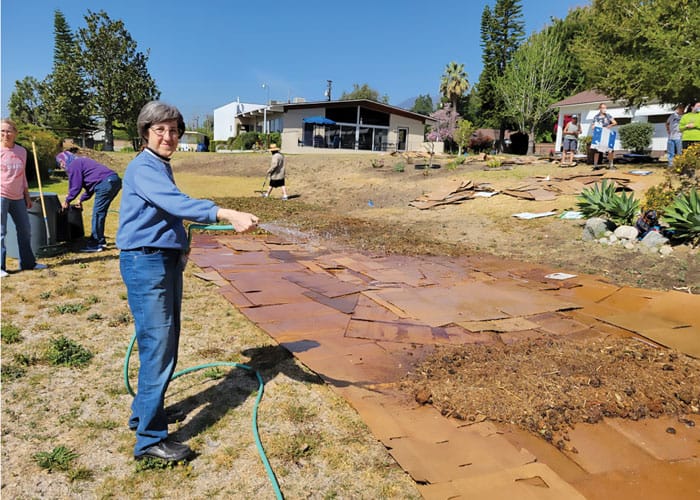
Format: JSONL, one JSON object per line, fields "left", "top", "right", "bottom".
{"left": 278, "top": 99, "right": 436, "bottom": 154}
{"left": 214, "top": 98, "right": 437, "bottom": 154}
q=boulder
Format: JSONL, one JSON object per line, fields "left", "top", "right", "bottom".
{"left": 614, "top": 225, "right": 639, "bottom": 241}
{"left": 659, "top": 245, "right": 673, "bottom": 257}
{"left": 583, "top": 218, "right": 612, "bottom": 241}
{"left": 641, "top": 231, "right": 669, "bottom": 248}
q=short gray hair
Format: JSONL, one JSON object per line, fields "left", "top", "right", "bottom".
{"left": 1, "top": 118, "right": 18, "bottom": 132}
{"left": 137, "top": 101, "right": 185, "bottom": 142}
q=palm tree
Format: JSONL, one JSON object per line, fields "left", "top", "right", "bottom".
{"left": 439, "top": 62, "right": 469, "bottom": 113}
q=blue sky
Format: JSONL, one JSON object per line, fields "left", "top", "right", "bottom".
{"left": 1, "top": 0, "right": 588, "bottom": 124}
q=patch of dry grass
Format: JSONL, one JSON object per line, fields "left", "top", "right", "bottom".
{"left": 1, "top": 162, "right": 419, "bottom": 498}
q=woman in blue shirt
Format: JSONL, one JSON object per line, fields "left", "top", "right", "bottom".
{"left": 117, "top": 101, "right": 258, "bottom": 462}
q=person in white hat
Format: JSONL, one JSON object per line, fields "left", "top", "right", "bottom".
{"left": 263, "top": 144, "right": 288, "bottom": 200}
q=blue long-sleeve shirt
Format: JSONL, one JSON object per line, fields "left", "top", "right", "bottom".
{"left": 116, "top": 149, "right": 219, "bottom": 250}
{"left": 65, "top": 157, "right": 118, "bottom": 204}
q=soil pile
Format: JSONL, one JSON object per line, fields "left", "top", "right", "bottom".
{"left": 402, "top": 336, "right": 700, "bottom": 449}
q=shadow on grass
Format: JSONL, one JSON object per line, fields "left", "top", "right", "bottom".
{"left": 167, "top": 344, "right": 323, "bottom": 440}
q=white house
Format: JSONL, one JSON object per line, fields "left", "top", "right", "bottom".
{"left": 213, "top": 100, "right": 267, "bottom": 141}
{"left": 552, "top": 90, "right": 676, "bottom": 158}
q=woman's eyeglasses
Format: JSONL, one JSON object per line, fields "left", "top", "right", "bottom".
{"left": 150, "top": 126, "right": 180, "bottom": 137}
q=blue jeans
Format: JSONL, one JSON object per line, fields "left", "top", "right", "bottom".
{"left": 90, "top": 174, "right": 121, "bottom": 245}
{"left": 667, "top": 139, "right": 682, "bottom": 166}
{"left": 120, "top": 248, "right": 184, "bottom": 455}
{"left": 1, "top": 197, "right": 36, "bottom": 271}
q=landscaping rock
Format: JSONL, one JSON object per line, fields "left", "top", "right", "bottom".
{"left": 641, "top": 231, "right": 669, "bottom": 248}
{"left": 659, "top": 245, "right": 673, "bottom": 257}
{"left": 614, "top": 225, "right": 639, "bottom": 241}
{"left": 583, "top": 218, "right": 611, "bottom": 241}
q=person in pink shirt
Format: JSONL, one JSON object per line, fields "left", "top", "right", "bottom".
{"left": 1, "top": 118, "right": 47, "bottom": 277}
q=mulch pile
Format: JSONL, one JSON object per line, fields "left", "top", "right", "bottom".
{"left": 402, "top": 336, "right": 700, "bottom": 450}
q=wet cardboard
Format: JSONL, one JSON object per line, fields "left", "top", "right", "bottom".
{"left": 562, "top": 422, "right": 657, "bottom": 474}
{"left": 418, "top": 463, "right": 587, "bottom": 500}
{"left": 604, "top": 416, "right": 700, "bottom": 461}
{"left": 190, "top": 232, "right": 700, "bottom": 497}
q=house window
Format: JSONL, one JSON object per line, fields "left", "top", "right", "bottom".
{"left": 615, "top": 117, "right": 632, "bottom": 125}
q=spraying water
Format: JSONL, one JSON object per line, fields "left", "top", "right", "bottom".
{"left": 258, "top": 222, "right": 314, "bottom": 244}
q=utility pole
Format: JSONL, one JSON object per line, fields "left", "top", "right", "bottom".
{"left": 262, "top": 83, "right": 270, "bottom": 148}
{"left": 325, "top": 80, "right": 332, "bottom": 101}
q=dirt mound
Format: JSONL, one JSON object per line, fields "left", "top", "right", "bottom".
{"left": 402, "top": 336, "right": 700, "bottom": 450}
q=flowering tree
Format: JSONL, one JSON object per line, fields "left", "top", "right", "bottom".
{"left": 426, "top": 104, "right": 459, "bottom": 142}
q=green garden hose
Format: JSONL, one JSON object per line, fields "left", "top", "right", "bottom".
{"left": 123, "top": 223, "right": 283, "bottom": 499}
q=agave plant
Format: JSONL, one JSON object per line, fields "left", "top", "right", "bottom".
{"left": 662, "top": 189, "right": 700, "bottom": 246}
{"left": 577, "top": 180, "right": 640, "bottom": 225}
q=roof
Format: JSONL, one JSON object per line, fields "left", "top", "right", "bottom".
{"left": 279, "top": 99, "right": 436, "bottom": 123}
{"left": 551, "top": 90, "right": 611, "bottom": 108}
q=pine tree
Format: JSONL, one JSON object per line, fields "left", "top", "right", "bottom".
{"left": 44, "top": 10, "right": 92, "bottom": 134}
{"left": 477, "top": 0, "right": 525, "bottom": 149}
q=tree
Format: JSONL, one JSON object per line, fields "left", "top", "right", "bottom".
{"left": 440, "top": 62, "right": 469, "bottom": 114}
{"left": 573, "top": 0, "right": 700, "bottom": 107}
{"left": 495, "top": 27, "right": 574, "bottom": 154}
{"left": 427, "top": 104, "right": 459, "bottom": 143}
{"left": 78, "top": 10, "right": 159, "bottom": 151}
{"left": 477, "top": 0, "right": 525, "bottom": 149}
{"left": 44, "top": 10, "right": 92, "bottom": 133}
{"left": 453, "top": 118, "right": 476, "bottom": 155}
{"left": 8, "top": 77, "right": 49, "bottom": 126}
{"left": 340, "top": 83, "right": 388, "bottom": 103}
{"left": 411, "top": 94, "right": 434, "bottom": 115}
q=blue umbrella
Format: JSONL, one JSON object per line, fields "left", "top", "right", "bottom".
{"left": 303, "top": 116, "right": 336, "bottom": 125}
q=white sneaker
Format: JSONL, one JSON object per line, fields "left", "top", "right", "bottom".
{"left": 33, "top": 263, "right": 47, "bottom": 270}
{"left": 0, "top": 269, "right": 8, "bottom": 278}
{"left": 282, "top": 195, "right": 288, "bottom": 200}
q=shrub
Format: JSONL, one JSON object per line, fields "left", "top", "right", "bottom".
{"left": 643, "top": 182, "right": 677, "bottom": 214}
{"left": 486, "top": 158, "right": 502, "bottom": 168}
{"left": 393, "top": 161, "right": 405, "bottom": 172}
{"left": 578, "top": 135, "right": 592, "bottom": 154}
{"left": 46, "top": 336, "right": 93, "bottom": 367}
{"left": 34, "top": 446, "right": 79, "bottom": 472}
{"left": 577, "top": 180, "right": 640, "bottom": 225}
{"left": 662, "top": 188, "right": 700, "bottom": 246}
{"left": 1, "top": 322, "right": 22, "bottom": 344}
{"left": 469, "top": 132, "right": 494, "bottom": 153}
{"left": 1, "top": 364, "right": 26, "bottom": 382}
{"left": 618, "top": 122, "right": 653, "bottom": 153}
{"left": 672, "top": 143, "right": 700, "bottom": 180}
{"left": 231, "top": 131, "right": 260, "bottom": 150}
{"left": 15, "top": 124, "right": 62, "bottom": 184}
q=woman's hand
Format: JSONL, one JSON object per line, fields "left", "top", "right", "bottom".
{"left": 217, "top": 208, "right": 259, "bottom": 233}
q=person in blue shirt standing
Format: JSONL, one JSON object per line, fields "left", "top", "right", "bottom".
{"left": 56, "top": 151, "right": 122, "bottom": 252}
{"left": 117, "top": 101, "right": 258, "bottom": 463}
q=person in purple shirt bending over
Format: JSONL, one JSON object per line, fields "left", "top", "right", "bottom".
{"left": 117, "top": 101, "right": 258, "bottom": 463}
{"left": 56, "top": 151, "right": 122, "bottom": 252}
